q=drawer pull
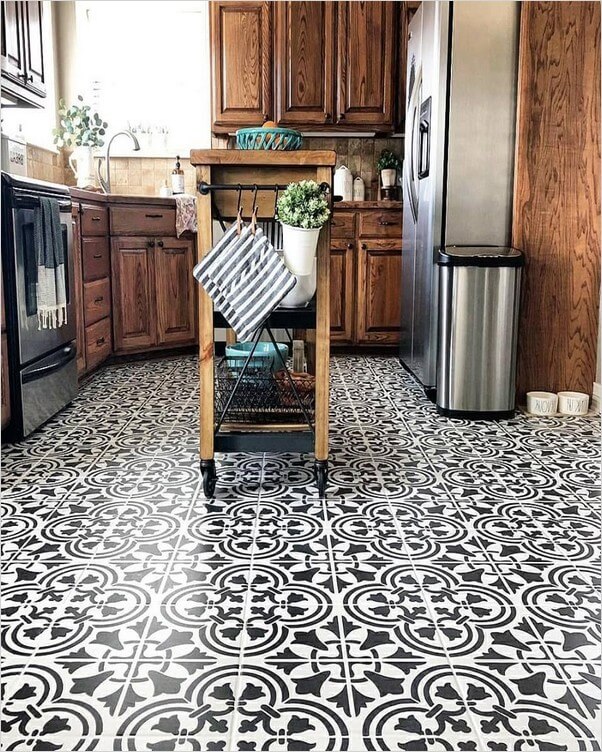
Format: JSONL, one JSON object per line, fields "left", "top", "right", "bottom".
{"left": 93, "top": 253, "right": 102, "bottom": 259}
{"left": 94, "top": 296, "right": 104, "bottom": 303}
{"left": 157, "top": 240, "right": 164, "bottom": 248}
{"left": 347, "top": 243, "right": 354, "bottom": 249}
{"left": 361, "top": 243, "right": 367, "bottom": 250}
{"left": 91, "top": 216, "right": 101, "bottom": 222}
{"left": 96, "top": 337, "right": 105, "bottom": 346}
{"left": 145, "top": 213, "right": 163, "bottom": 218}
{"left": 147, "top": 240, "right": 155, "bottom": 247}
{"left": 379, "top": 220, "right": 395, "bottom": 226}
{"left": 165, "top": 248, "right": 185, "bottom": 254}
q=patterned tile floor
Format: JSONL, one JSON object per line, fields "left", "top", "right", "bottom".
{"left": 1, "top": 355, "right": 600, "bottom": 751}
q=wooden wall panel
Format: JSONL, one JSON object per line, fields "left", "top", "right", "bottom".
{"left": 513, "top": 2, "right": 601, "bottom": 397}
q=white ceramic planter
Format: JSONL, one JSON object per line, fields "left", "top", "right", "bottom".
{"left": 557, "top": 391, "right": 589, "bottom": 416}
{"left": 381, "top": 168, "right": 397, "bottom": 188}
{"left": 281, "top": 223, "right": 321, "bottom": 276}
{"left": 69, "top": 146, "right": 96, "bottom": 188}
{"left": 278, "top": 255, "right": 317, "bottom": 307}
{"left": 526, "top": 391, "right": 558, "bottom": 416}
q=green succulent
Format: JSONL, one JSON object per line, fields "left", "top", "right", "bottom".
{"left": 377, "top": 149, "right": 402, "bottom": 171}
{"left": 276, "top": 180, "right": 331, "bottom": 229}
{"left": 52, "top": 95, "right": 108, "bottom": 149}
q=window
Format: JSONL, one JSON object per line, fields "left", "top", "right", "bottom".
{"left": 75, "top": 1, "right": 211, "bottom": 156}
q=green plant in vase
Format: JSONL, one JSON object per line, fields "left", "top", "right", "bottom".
{"left": 377, "top": 149, "right": 402, "bottom": 189}
{"left": 277, "top": 180, "right": 331, "bottom": 275}
{"left": 53, "top": 95, "right": 108, "bottom": 188}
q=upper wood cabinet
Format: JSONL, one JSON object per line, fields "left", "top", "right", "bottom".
{"left": 274, "top": 1, "right": 335, "bottom": 128}
{"left": 1, "top": 1, "right": 46, "bottom": 107}
{"left": 336, "top": 1, "right": 395, "bottom": 129}
{"left": 210, "top": 1, "right": 273, "bottom": 132}
{"left": 210, "top": 0, "right": 403, "bottom": 133}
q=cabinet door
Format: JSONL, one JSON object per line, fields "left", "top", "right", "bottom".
{"left": 72, "top": 207, "right": 87, "bottom": 376}
{"left": 336, "top": 1, "right": 395, "bottom": 129}
{"left": 356, "top": 240, "right": 402, "bottom": 344}
{"left": 275, "top": 1, "right": 335, "bottom": 128}
{"left": 210, "top": 1, "right": 272, "bottom": 131}
{"left": 22, "top": 0, "right": 45, "bottom": 96}
{"left": 330, "top": 240, "right": 355, "bottom": 343}
{"left": 154, "top": 237, "right": 197, "bottom": 347}
{"left": 111, "top": 238, "right": 156, "bottom": 352}
{"left": 1, "top": 1, "right": 25, "bottom": 81}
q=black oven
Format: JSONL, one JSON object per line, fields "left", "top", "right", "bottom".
{"left": 2, "top": 173, "right": 77, "bottom": 440}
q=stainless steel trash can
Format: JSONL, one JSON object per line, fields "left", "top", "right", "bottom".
{"left": 436, "top": 246, "right": 524, "bottom": 419}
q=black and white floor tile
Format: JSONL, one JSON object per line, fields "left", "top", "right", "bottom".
{"left": 1, "top": 355, "right": 600, "bottom": 751}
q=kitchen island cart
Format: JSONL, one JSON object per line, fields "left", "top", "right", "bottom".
{"left": 190, "top": 150, "right": 336, "bottom": 497}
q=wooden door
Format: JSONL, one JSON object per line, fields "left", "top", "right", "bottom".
{"left": 330, "top": 239, "right": 355, "bottom": 343}
{"left": 1, "top": 1, "right": 25, "bottom": 81}
{"left": 275, "top": 1, "right": 335, "bottom": 128}
{"left": 111, "top": 237, "right": 156, "bottom": 352}
{"left": 154, "top": 237, "right": 197, "bottom": 346}
{"left": 210, "top": 1, "right": 272, "bottom": 131}
{"left": 356, "top": 240, "right": 402, "bottom": 344}
{"left": 1, "top": 332, "right": 10, "bottom": 430}
{"left": 22, "top": 0, "right": 45, "bottom": 96}
{"left": 72, "top": 206, "right": 87, "bottom": 376}
{"left": 336, "top": 1, "right": 395, "bottom": 129}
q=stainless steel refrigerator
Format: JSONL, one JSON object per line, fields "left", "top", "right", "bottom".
{"left": 400, "top": 1, "right": 520, "bottom": 397}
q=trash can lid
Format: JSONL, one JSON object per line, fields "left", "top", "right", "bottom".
{"left": 437, "top": 246, "right": 524, "bottom": 267}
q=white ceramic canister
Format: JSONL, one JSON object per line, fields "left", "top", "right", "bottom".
{"left": 557, "top": 391, "right": 589, "bottom": 416}
{"left": 526, "top": 391, "right": 558, "bottom": 416}
{"left": 353, "top": 176, "right": 365, "bottom": 201}
{"left": 334, "top": 165, "right": 353, "bottom": 201}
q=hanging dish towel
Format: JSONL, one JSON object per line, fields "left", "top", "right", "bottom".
{"left": 34, "top": 197, "right": 67, "bottom": 329}
{"left": 193, "top": 222, "right": 297, "bottom": 342}
{"left": 175, "top": 194, "right": 197, "bottom": 237}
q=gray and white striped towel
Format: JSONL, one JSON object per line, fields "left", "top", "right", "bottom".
{"left": 193, "top": 222, "right": 297, "bottom": 342}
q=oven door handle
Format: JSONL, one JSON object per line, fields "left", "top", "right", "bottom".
{"left": 22, "top": 345, "right": 76, "bottom": 384}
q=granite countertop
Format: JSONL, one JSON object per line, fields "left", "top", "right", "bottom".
{"left": 69, "top": 188, "right": 181, "bottom": 207}
{"left": 335, "top": 200, "right": 402, "bottom": 210}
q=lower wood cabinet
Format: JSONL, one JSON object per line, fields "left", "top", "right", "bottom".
{"left": 72, "top": 206, "right": 87, "bottom": 376}
{"left": 112, "top": 236, "right": 196, "bottom": 354}
{"left": 329, "top": 207, "right": 402, "bottom": 346}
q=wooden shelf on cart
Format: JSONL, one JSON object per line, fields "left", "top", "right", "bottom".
{"left": 190, "top": 150, "right": 336, "bottom": 167}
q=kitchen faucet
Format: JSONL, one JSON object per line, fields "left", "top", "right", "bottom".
{"left": 96, "top": 130, "right": 141, "bottom": 193}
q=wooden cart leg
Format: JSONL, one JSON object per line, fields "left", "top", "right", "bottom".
{"left": 225, "top": 329, "right": 236, "bottom": 346}
{"left": 314, "top": 166, "right": 331, "bottom": 496}
{"left": 197, "top": 165, "right": 216, "bottom": 496}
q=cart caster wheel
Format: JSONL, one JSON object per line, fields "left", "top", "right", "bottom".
{"left": 315, "top": 460, "right": 328, "bottom": 499}
{"left": 201, "top": 460, "right": 217, "bottom": 498}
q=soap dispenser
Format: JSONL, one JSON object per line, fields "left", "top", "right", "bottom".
{"left": 171, "top": 156, "right": 185, "bottom": 195}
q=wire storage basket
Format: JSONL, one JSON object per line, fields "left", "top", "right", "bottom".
{"left": 215, "top": 357, "right": 315, "bottom": 426}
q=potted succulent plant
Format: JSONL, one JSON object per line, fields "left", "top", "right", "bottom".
{"left": 53, "top": 95, "right": 108, "bottom": 188}
{"left": 277, "top": 180, "right": 331, "bottom": 275}
{"left": 377, "top": 149, "right": 402, "bottom": 189}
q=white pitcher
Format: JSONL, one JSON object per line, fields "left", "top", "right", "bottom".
{"left": 69, "top": 146, "right": 96, "bottom": 188}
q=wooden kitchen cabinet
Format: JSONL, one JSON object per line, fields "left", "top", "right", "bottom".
{"left": 111, "top": 238, "right": 157, "bottom": 353}
{"left": 336, "top": 1, "right": 396, "bottom": 129}
{"left": 330, "top": 205, "right": 402, "bottom": 347}
{"left": 274, "top": 1, "right": 335, "bottom": 128}
{"left": 71, "top": 206, "right": 87, "bottom": 376}
{"left": 154, "top": 238, "right": 197, "bottom": 346}
{"left": 210, "top": 0, "right": 273, "bottom": 132}
{"left": 1, "top": 0, "right": 46, "bottom": 107}
{"left": 112, "top": 236, "right": 197, "bottom": 354}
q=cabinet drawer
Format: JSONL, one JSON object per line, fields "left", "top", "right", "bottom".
{"left": 110, "top": 206, "right": 176, "bottom": 236}
{"left": 83, "top": 278, "right": 111, "bottom": 327}
{"left": 85, "top": 317, "right": 112, "bottom": 371}
{"left": 359, "top": 210, "right": 402, "bottom": 238}
{"left": 359, "top": 238, "right": 402, "bottom": 252}
{"left": 331, "top": 238, "right": 356, "bottom": 251}
{"left": 81, "top": 205, "right": 109, "bottom": 236}
{"left": 331, "top": 212, "right": 356, "bottom": 238}
{"left": 82, "top": 238, "right": 110, "bottom": 281}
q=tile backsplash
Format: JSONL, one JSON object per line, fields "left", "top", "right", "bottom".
{"left": 94, "top": 156, "right": 197, "bottom": 196}
{"left": 27, "top": 145, "right": 67, "bottom": 184}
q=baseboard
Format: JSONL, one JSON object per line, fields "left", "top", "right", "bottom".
{"left": 592, "top": 381, "right": 601, "bottom": 411}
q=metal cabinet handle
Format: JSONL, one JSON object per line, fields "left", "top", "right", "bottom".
{"left": 347, "top": 243, "right": 354, "bottom": 249}
{"left": 379, "top": 219, "right": 395, "bottom": 226}
{"left": 21, "top": 72, "right": 33, "bottom": 82}
{"left": 339, "top": 113, "right": 345, "bottom": 120}
{"left": 91, "top": 216, "right": 101, "bottom": 222}
{"left": 147, "top": 240, "right": 155, "bottom": 247}
{"left": 165, "top": 248, "right": 185, "bottom": 255}
{"left": 262, "top": 113, "right": 269, "bottom": 122}
{"left": 157, "top": 240, "right": 164, "bottom": 247}
{"left": 145, "top": 213, "right": 163, "bottom": 219}
{"left": 325, "top": 112, "right": 332, "bottom": 121}
{"left": 93, "top": 253, "right": 102, "bottom": 259}
{"left": 361, "top": 243, "right": 367, "bottom": 250}
{"left": 96, "top": 337, "right": 105, "bottom": 346}
{"left": 94, "top": 296, "right": 103, "bottom": 303}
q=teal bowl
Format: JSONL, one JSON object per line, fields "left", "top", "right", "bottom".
{"left": 225, "top": 341, "right": 289, "bottom": 372}
{"left": 235, "top": 127, "right": 303, "bottom": 151}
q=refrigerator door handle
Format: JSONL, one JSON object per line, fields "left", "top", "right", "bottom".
{"left": 418, "top": 97, "right": 432, "bottom": 180}
{"left": 406, "top": 68, "right": 422, "bottom": 222}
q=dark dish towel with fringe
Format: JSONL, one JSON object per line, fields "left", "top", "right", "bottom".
{"left": 193, "top": 222, "right": 296, "bottom": 342}
{"left": 28, "top": 197, "right": 67, "bottom": 328}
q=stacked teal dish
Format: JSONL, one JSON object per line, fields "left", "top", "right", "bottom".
{"left": 226, "top": 342, "right": 289, "bottom": 372}
{"left": 236, "top": 127, "right": 303, "bottom": 151}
